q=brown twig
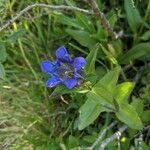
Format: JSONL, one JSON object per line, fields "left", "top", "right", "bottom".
{"left": 0, "top": 3, "right": 93, "bottom": 32}
{"left": 85, "top": 0, "right": 118, "bottom": 39}
{"left": 60, "top": 95, "right": 69, "bottom": 104}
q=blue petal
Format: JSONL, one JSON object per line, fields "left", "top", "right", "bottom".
{"left": 56, "top": 46, "right": 71, "bottom": 62}
{"left": 40, "top": 61, "right": 56, "bottom": 74}
{"left": 46, "top": 76, "right": 61, "bottom": 88}
{"left": 73, "top": 57, "right": 86, "bottom": 70}
{"left": 63, "top": 78, "right": 77, "bottom": 89}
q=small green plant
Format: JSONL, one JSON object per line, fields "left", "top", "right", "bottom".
{"left": 0, "top": 0, "right": 149, "bottom": 149}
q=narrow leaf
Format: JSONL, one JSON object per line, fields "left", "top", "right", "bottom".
{"left": 0, "top": 43, "right": 7, "bottom": 63}
{"left": 66, "top": 29, "right": 96, "bottom": 48}
{"left": 119, "top": 42, "right": 150, "bottom": 64}
{"left": 76, "top": 13, "right": 95, "bottom": 33}
{"left": 85, "top": 44, "right": 99, "bottom": 74}
{"left": 0, "top": 63, "right": 5, "bottom": 79}
{"left": 56, "top": 14, "right": 82, "bottom": 29}
{"left": 124, "top": 0, "right": 142, "bottom": 33}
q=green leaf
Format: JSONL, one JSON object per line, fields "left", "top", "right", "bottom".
{"left": 76, "top": 13, "right": 95, "bottom": 33}
{"left": 116, "top": 104, "right": 143, "bottom": 130}
{"left": 0, "top": 63, "right": 5, "bottom": 79}
{"left": 131, "top": 97, "right": 144, "bottom": 117}
{"left": 124, "top": 0, "right": 142, "bottom": 33}
{"left": 78, "top": 94, "right": 106, "bottom": 130}
{"left": 89, "top": 67, "right": 121, "bottom": 111}
{"left": 111, "top": 40, "right": 123, "bottom": 57}
{"left": 85, "top": 44, "right": 99, "bottom": 74}
{"left": 91, "top": 87, "right": 114, "bottom": 107}
{"left": 96, "top": 23, "right": 108, "bottom": 41}
{"left": 119, "top": 42, "right": 150, "bottom": 64}
{"left": 66, "top": 29, "right": 96, "bottom": 48}
{"left": 108, "top": 11, "right": 117, "bottom": 28}
{"left": 142, "top": 110, "right": 150, "bottom": 123}
{"left": 94, "top": 66, "right": 121, "bottom": 91}
{"left": 114, "top": 82, "right": 135, "bottom": 105}
{"left": 68, "top": 135, "right": 79, "bottom": 148}
{"left": 0, "top": 43, "right": 7, "bottom": 63}
{"left": 141, "top": 30, "right": 150, "bottom": 41}
{"left": 100, "top": 44, "right": 118, "bottom": 65}
{"left": 56, "top": 14, "right": 82, "bottom": 29}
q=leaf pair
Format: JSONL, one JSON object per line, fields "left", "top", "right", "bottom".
{"left": 78, "top": 67, "right": 143, "bottom": 130}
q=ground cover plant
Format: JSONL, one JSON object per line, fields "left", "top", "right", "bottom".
{"left": 0, "top": 0, "right": 150, "bottom": 149}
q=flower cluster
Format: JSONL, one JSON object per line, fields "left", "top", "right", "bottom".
{"left": 40, "top": 46, "right": 86, "bottom": 89}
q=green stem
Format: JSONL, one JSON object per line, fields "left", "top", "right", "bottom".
{"left": 120, "top": 68, "right": 127, "bottom": 81}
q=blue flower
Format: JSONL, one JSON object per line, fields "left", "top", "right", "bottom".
{"left": 40, "top": 46, "right": 87, "bottom": 89}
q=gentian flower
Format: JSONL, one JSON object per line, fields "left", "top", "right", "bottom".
{"left": 40, "top": 46, "right": 87, "bottom": 89}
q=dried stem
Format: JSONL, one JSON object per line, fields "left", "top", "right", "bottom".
{"left": 90, "top": 121, "right": 117, "bottom": 149}
{"left": 99, "top": 125, "right": 127, "bottom": 150}
{"left": 1, "top": 2, "right": 120, "bottom": 40}
{"left": 0, "top": 3, "right": 93, "bottom": 32}
{"left": 134, "top": 132, "right": 143, "bottom": 150}
{"left": 85, "top": 0, "right": 118, "bottom": 39}
{"left": 79, "top": 121, "right": 117, "bottom": 150}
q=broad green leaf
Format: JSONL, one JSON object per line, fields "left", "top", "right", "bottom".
{"left": 114, "top": 82, "right": 135, "bottom": 105}
{"left": 91, "top": 67, "right": 121, "bottom": 111}
{"left": 85, "top": 44, "right": 99, "bottom": 74}
{"left": 7, "top": 29, "right": 26, "bottom": 43}
{"left": 78, "top": 95, "right": 106, "bottom": 130}
{"left": 91, "top": 87, "right": 114, "bottom": 106}
{"left": 0, "top": 43, "right": 7, "bottom": 63}
{"left": 94, "top": 66, "right": 121, "bottom": 91}
{"left": 66, "top": 29, "right": 96, "bottom": 48}
{"left": 116, "top": 104, "right": 143, "bottom": 130}
{"left": 131, "top": 97, "right": 144, "bottom": 117}
{"left": 119, "top": 42, "right": 150, "bottom": 64}
{"left": 124, "top": 0, "right": 142, "bottom": 33}
{"left": 0, "top": 63, "right": 5, "bottom": 79}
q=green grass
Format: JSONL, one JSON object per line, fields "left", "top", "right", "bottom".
{"left": 0, "top": 0, "right": 150, "bottom": 149}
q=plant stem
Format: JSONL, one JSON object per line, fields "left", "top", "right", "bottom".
{"left": 85, "top": 0, "right": 118, "bottom": 39}
{"left": 18, "top": 39, "right": 38, "bottom": 80}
